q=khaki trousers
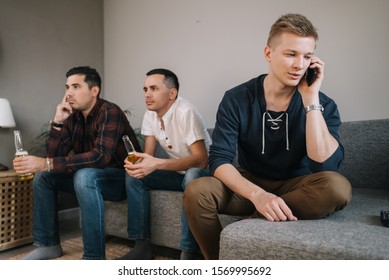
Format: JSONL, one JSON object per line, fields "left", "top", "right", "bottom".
{"left": 183, "top": 170, "right": 352, "bottom": 259}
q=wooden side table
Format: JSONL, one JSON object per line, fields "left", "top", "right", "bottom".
{"left": 0, "top": 170, "right": 34, "bottom": 251}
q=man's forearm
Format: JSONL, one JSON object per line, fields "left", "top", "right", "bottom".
{"left": 213, "top": 164, "right": 265, "bottom": 202}
{"left": 305, "top": 111, "right": 339, "bottom": 163}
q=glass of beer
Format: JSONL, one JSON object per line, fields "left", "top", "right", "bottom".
{"left": 122, "top": 135, "right": 141, "bottom": 164}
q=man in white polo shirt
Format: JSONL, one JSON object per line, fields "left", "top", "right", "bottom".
{"left": 117, "top": 68, "right": 211, "bottom": 260}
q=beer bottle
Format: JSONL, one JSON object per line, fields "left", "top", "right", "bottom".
{"left": 14, "top": 130, "right": 34, "bottom": 181}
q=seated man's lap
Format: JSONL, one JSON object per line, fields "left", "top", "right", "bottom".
{"left": 141, "top": 169, "right": 185, "bottom": 191}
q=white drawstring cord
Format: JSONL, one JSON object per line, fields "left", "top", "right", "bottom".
{"left": 262, "top": 112, "right": 266, "bottom": 154}
{"left": 261, "top": 111, "right": 290, "bottom": 154}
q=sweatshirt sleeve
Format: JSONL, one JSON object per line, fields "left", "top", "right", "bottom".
{"left": 209, "top": 91, "right": 240, "bottom": 175}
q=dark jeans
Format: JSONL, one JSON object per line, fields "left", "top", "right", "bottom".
{"left": 32, "top": 168, "right": 126, "bottom": 259}
{"left": 125, "top": 168, "right": 210, "bottom": 253}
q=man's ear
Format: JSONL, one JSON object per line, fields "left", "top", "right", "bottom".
{"left": 91, "top": 86, "right": 100, "bottom": 98}
{"left": 170, "top": 88, "right": 178, "bottom": 100}
{"left": 264, "top": 46, "right": 272, "bottom": 62}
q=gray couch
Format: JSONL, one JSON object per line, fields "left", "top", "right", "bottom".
{"left": 104, "top": 119, "right": 389, "bottom": 259}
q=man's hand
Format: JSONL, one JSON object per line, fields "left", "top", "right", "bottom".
{"left": 251, "top": 189, "right": 298, "bottom": 222}
{"left": 124, "top": 152, "right": 161, "bottom": 179}
{"left": 53, "top": 94, "right": 73, "bottom": 123}
{"left": 298, "top": 56, "right": 325, "bottom": 105}
{"left": 214, "top": 164, "right": 298, "bottom": 222}
{"left": 13, "top": 155, "right": 46, "bottom": 174}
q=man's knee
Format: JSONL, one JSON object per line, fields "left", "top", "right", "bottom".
{"left": 73, "top": 168, "right": 99, "bottom": 194}
{"left": 298, "top": 171, "right": 352, "bottom": 219}
{"left": 183, "top": 176, "right": 221, "bottom": 210}
{"left": 32, "top": 171, "right": 44, "bottom": 185}
{"left": 32, "top": 171, "right": 54, "bottom": 191}
{"left": 184, "top": 177, "right": 201, "bottom": 206}
{"left": 124, "top": 173, "right": 146, "bottom": 194}
{"left": 324, "top": 171, "right": 352, "bottom": 208}
{"left": 74, "top": 168, "right": 96, "bottom": 183}
{"left": 182, "top": 168, "right": 210, "bottom": 189}
{"left": 125, "top": 173, "right": 139, "bottom": 184}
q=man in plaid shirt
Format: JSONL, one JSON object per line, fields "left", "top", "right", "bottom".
{"left": 13, "top": 66, "right": 140, "bottom": 260}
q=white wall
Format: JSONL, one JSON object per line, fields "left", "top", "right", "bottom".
{"left": 104, "top": 0, "right": 389, "bottom": 129}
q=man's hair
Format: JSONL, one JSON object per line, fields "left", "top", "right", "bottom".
{"left": 267, "top": 13, "right": 318, "bottom": 48}
{"left": 66, "top": 66, "right": 102, "bottom": 95}
{"left": 146, "top": 68, "right": 180, "bottom": 92}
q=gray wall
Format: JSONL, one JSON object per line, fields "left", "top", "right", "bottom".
{"left": 0, "top": 0, "right": 103, "bottom": 171}
{"left": 104, "top": 0, "right": 389, "bottom": 130}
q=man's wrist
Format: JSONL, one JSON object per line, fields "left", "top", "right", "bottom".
{"left": 50, "top": 120, "right": 64, "bottom": 128}
{"left": 46, "top": 157, "right": 51, "bottom": 172}
{"left": 304, "top": 104, "right": 324, "bottom": 113}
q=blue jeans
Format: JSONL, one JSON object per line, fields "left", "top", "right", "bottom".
{"left": 125, "top": 168, "right": 210, "bottom": 253}
{"left": 32, "top": 168, "right": 126, "bottom": 260}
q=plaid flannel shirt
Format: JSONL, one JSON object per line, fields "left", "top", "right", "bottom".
{"left": 46, "top": 98, "right": 141, "bottom": 173}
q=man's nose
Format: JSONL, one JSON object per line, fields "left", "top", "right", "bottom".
{"left": 293, "top": 57, "right": 304, "bottom": 69}
{"left": 65, "top": 91, "right": 73, "bottom": 99}
{"left": 144, "top": 89, "right": 151, "bottom": 97}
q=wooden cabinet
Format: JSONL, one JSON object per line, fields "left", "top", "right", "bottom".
{"left": 0, "top": 170, "right": 33, "bottom": 251}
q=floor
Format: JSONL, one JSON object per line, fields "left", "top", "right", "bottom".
{"left": 0, "top": 214, "right": 182, "bottom": 260}
{"left": 0, "top": 215, "right": 82, "bottom": 260}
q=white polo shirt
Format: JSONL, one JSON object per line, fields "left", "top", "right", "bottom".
{"left": 141, "top": 96, "right": 211, "bottom": 173}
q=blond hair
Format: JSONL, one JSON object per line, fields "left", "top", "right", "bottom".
{"left": 267, "top": 13, "right": 318, "bottom": 48}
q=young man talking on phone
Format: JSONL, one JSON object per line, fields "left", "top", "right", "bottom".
{"left": 183, "top": 13, "right": 352, "bottom": 259}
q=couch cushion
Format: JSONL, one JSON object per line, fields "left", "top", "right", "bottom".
{"left": 219, "top": 188, "right": 389, "bottom": 259}
{"left": 105, "top": 190, "right": 242, "bottom": 250}
{"left": 104, "top": 200, "right": 128, "bottom": 239}
{"left": 339, "top": 119, "right": 389, "bottom": 189}
{"left": 104, "top": 191, "right": 183, "bottom": 248}
{"left": 150, "top": 191, "right": 183, "bottom": 248}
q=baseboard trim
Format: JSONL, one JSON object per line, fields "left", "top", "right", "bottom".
{"left": 58, "top": 207, "right": 80, "bottom": 222}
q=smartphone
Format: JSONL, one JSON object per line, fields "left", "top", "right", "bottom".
{"left": 306, "top": 67, "right": 317, "bottom": 86}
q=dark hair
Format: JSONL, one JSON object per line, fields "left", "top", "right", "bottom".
{"left": 146, "top": 68, "right": 179, "bottom": 92}
{"left": 267, "top": 13, "right": 318, "bottom": 48}
{"left": 66, "top": 66, "right": 102, "bottom": 95}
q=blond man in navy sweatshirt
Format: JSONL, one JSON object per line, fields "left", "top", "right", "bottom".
{"left": 184, "top": 13, "right": 352, "bottom": 260}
